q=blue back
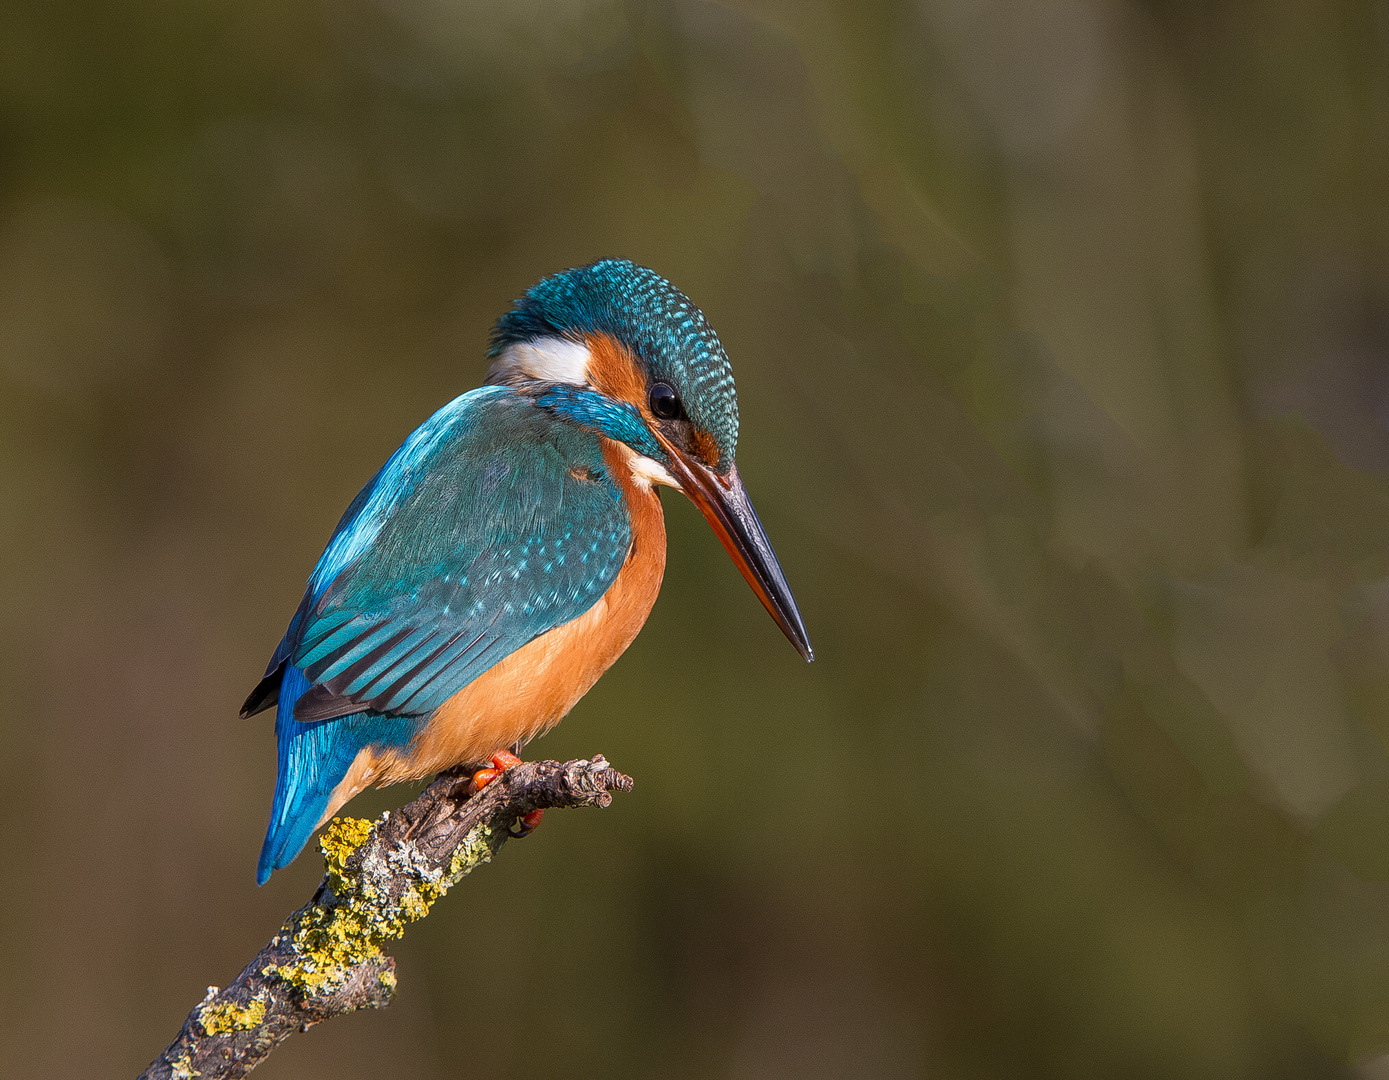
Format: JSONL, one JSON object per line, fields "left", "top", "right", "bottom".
{"left": 257, "top": 386, "right": 632, "bottom": 882}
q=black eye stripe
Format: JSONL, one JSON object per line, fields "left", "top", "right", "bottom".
{"left": 649, "top": 382, "right": 682, "bottom": 420}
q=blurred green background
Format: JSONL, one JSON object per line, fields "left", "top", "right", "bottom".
{"left": 6, "top": 0, "right": 1389, "bottom": 1076}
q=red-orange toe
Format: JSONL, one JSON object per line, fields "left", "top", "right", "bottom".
{"left": 491, "top": 749, "right": 524, "bottom": 771}
{"left": 468, "top": 752, "right": 543, "bottom": 837}
{"left": 468, "top": 750, "right": 525, "bottom": 795}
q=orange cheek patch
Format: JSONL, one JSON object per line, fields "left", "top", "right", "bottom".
{"left": 585, "top": 332, "right": 646, "bottom": 407}
{"left": 691, "top": 429, "right": 721, "bottom": 468}
{"left": 586, "top": 331, "right": 721, "bottom": 469}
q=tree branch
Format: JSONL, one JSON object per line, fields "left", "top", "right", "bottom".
{"left": 140, "top": 756, "right": 633, "bottom": 1080}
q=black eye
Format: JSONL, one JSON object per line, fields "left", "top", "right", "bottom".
{"left": 649, "top": 382, "right": 682, "bottom": 420}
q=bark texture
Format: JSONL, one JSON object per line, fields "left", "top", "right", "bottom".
{"left": 140, "top": 756, "right": 632, "bottom": 1080}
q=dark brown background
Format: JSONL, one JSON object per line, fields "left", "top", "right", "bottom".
{"left": 5, "top": 1, "right": 1389, "bottom": 1077}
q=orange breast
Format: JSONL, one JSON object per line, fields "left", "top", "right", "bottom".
{"left": 318, "top": 438, "right": 667, "bottom": 825}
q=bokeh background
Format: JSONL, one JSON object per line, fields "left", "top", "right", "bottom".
{"left": 6, "top": 0, "right": 1389, "bottom": 1076}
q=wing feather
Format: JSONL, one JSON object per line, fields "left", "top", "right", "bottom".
{"left": 245, "top": 386, "right": 632, "bottom": 725}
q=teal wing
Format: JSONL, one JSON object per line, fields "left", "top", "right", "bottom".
{"left": 279, "top": 385, "right": 632, "bottom": 722}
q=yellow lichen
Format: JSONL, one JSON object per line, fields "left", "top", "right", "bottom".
{"left": 170, "top": 1054, "right": 201, "bottom": 1079}
{"left": 266, "top": 815, "right": 500, "bottom": 998}
{"left": 198, "top": 992, "right": 268, "bottom": 1035}
{"left": 320, "top": 815, "right": 375, "bottom": 889}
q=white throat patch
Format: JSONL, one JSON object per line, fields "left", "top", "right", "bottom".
{"left": 487, "top": 336, "right": 592, "bottom": 386}
{"left": 626, "top": 452, "right": 680, "bottom": 490}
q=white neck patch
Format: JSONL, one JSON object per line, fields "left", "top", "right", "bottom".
{"left": 487, "top": 336, "right": 592, "bottom": 386}
{"left": 625, "top": 450, "right": 680, "bottom": 490}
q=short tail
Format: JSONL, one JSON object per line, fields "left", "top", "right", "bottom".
{"left": 257, "top": 666, "right": 362, "bottom": 885}
{"left": 257, "top": 666, "right": 420, "bottom": 884}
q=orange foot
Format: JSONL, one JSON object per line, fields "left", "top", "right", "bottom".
{"left": 468, "top": 749, "right": 523, "bottom": 793}
{"left": 466, "top": 750, "right": 544, "bottom": 837}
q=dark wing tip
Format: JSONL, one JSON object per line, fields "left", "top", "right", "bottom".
{"left": 293, "top": 683, "right": 370, "bottom": 723}
{"left": 239, "top": 664, "right": 286, "bottom": 719}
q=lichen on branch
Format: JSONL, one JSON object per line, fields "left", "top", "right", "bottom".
{"left": 140, "top": 756, "right": 632, "bottom": 1080}
{"left": 266, "top": 815, "right": 501, "bottom": 997}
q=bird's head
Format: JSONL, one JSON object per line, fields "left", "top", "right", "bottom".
{"left": 486, "top": 258, "right": 812, "bottom": 662}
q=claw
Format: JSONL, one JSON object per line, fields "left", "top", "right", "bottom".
{"left": 509, "top": 809, "right": 544, "bottom": 838}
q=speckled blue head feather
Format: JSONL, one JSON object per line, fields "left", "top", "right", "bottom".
{"left": 490, "top": 259, "right": 739, "bottom": 471}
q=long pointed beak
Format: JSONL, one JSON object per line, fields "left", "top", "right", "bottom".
{"left": 655, "top": 435, "right": 814, "bottom": 662}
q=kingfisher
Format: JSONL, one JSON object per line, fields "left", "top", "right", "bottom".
{"left": 242, "top": 259, "right": 813, "bottom": 883}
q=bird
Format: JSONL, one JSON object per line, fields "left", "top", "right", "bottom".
{"left": 241, "top": 258, "right": 813, "bottom": 884}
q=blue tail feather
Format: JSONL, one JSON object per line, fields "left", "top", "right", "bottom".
{"left": 257, "top": 665, "right": 419, "bottom": 884}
